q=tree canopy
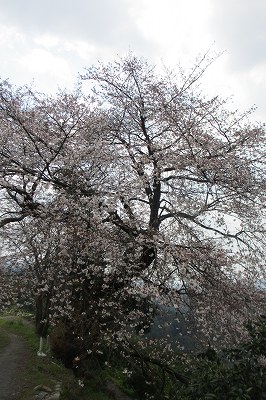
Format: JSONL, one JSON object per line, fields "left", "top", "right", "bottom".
{"left": 0, "top": 55, "right": 265, "bottom": 360}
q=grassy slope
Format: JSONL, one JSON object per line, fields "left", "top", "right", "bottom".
{"left": 0, "top": 316, "right": 112, "bottom": 400}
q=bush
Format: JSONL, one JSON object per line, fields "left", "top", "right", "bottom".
{"left": 179, "top": 315, "right": 266, "bottom": 400}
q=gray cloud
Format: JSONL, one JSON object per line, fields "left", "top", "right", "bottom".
{"left": 0, "top": 0, "right": 154, "bottom": 54}
{"left": 210, "top": 0, "right": 266, "bottom": 71}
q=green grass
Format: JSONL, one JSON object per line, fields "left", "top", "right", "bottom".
{"left": 0, "top": 316, "right": 112, "bottom": 400}
{"left": 0, "top": 315, "right": 38, "bottom": 350}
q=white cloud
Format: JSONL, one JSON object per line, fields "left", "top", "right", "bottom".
{"left": 34, "top": 34, "right": 60, "bottom": 48}
{"left": 134, "top": 0, "right": 213, "bottom": 64}
{"left": 0, "top": 24, "right": 24, "bottom": 47}
{"left": 34, "top": 35, "right": 96, "bottom": 61}
{"left": 19, "top": 48, "right": 69, "bottom": 75}
{"left": 62, "top": 40, "right": 96, "bottom": 60}
{"left": 18, "top": 48, "right": 73, "bottom": 91}
{"left": 0, "top": 0, "right": 265, "bottom": 121}
{"left": 248, "top": 62, "right": 266, "bottom": 87}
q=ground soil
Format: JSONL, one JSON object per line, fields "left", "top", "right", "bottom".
{"left": 0, "top": 328, "right": 31, "bottom": 400}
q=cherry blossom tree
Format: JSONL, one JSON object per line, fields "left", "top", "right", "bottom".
{"left": 0, "top": 55, "right": 265, "bottom": 373}
{"left": 81, "top": 55, "right": 266, "bottom": 346}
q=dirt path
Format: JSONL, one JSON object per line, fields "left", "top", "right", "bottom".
{"left": 0, "top": 329, "right": 30, "bottom": 400}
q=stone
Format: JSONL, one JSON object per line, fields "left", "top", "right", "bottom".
{"left": 33, "top": 384, "right": 53, "bottom": 392}
{"left": 33, "top": 390, "right": 50, "bottom": 399}
{"left": 46, "top": 393, "right": 60, "bottom": 400}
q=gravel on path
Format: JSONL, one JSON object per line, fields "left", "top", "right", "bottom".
{"left": 0, "top": 329, "right": 30, "bottom": 400}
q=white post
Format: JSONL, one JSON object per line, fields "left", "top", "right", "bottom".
{"left": 37, "top": 336, "right": 47, "bottom": 356}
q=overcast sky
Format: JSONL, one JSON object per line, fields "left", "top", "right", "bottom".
{"left": 0, "top": 0, "right": 265, "bottom": 122}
